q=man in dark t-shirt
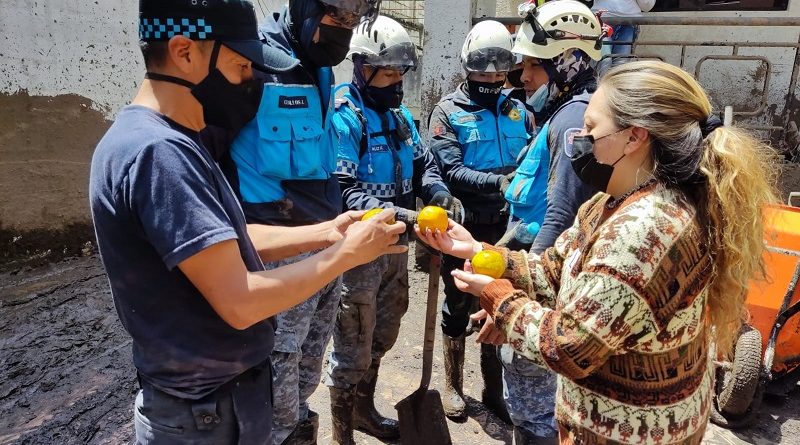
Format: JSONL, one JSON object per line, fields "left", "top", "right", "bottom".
{"left": 89, "top": 1, "right": 406, "bottom": 443}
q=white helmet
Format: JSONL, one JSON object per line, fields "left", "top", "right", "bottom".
{"left": 348, "top": 15, "right": 418, "bottom": 70}
{"left": 513, "top": 0, "right": 604, "bottom": 61}
{"left": 460, "top": 20, "right": 516, "bottom": 73}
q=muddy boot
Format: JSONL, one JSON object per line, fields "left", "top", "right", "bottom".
{"left": 442, "top": 333, "right": 467, "bottom": 419}
{"left": 513, "top": 426, "right": 558, "bottom": 445}
{"left": 281, "top": 410, "right": 319, "bottom": 445}
{"left": 353, "top": 361, "right": 400, "bottom": 439}
{"left": 481, "top": 343, "right": 511, "bottom": 424}
{"left": 329, "top": 387, "right": 356, "bottom": 445}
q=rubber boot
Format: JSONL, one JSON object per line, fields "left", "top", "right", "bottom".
{"left": 353, "top": 360, "right": 400, "bottom": 439}
{"left": 442, "top": 333, "right": 467, "bottom": 419}
{"left": 281, "top": 410, "right": 319, "bottom": 445}
{"left": 513, "top": 426, "right": 559, "bottom": 445}
{"left": 481, "top": 343, "right": 511, "bottom": 424}
{"left": 329, "top": 387, "right": 356, "bottom": 445}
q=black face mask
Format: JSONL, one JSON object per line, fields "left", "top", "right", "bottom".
{"left": 507, "top": 69, "right": 524, "bottom": 89}
{"left": 569, "top": 134, "right": 626, "bottom": 192}
{"left": 306, "top": 24, "right": 353, "bottom": 67}
{"left": 363, "top": 81, "right": 403, "bottom": 112}
{"left": 467, "top": 79, "right": 505, "bottom": 111}
{"left": 145, "top": 42, "right": 263, "bottom": 134}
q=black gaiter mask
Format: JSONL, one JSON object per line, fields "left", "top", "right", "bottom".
{"left": 467, "top": 79, "right": 504, "bottom": 112}
{"left": 364, "top": 81, "right": 404, "bottom": 112}
{"left": 306, "top": 24, "right": 353, "bottom": 67}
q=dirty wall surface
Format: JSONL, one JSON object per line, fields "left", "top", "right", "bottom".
{"left": 0, "top": 0, "right": 141, "bottom": 268}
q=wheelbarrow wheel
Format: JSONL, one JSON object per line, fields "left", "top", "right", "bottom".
{"left": 715, "top": 324, "right": 763, "bottom": 417}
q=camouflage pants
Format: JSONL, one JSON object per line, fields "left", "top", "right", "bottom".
{"left": 267, "top": 251, "right": 342, "bottom": 445}
{"left": 499, "top": 344, "right": 558, "bottom": 438}
{"left": 324, "top": 247, "right": 410, "bottom": 389}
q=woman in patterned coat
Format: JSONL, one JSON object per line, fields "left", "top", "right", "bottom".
{"left": 417, "top": 60, "right": 777, "bottom": 445}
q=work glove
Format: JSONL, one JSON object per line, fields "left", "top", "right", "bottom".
{"left": 395, "top": 208, "right": 418, "bottom": 226}
{"left": 498, "top": 171, "right": 516, "bottom": 195}
{"left": 428, "top": 191, "right": 465, "bottom": 225}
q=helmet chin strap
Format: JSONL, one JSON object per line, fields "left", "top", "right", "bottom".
{"left": 145, "top": 41, "right": 222, "bottom": 89}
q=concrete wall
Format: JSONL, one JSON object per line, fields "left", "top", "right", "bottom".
{"left": 418, "top": 0, "right": 477, "bottom": 136}
{"left": 0, "top": 0, "right": 427, "bottom": 267}
{"left": 0, "top": 0, "right": 141, "bottom": 266}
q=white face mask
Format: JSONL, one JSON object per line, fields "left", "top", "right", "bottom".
{"left": 526, "top": 83, "right": 549, "bottom": 112}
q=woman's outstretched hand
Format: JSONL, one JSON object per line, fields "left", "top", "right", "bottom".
{"left": 451, "top": 259, "right": 494, "bottom": 296}
{"left": 414, "top": 219, "right": 482, "bottom": 260}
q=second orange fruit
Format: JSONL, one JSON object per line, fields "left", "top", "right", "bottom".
{"left": 417, "top": 205, "right": 449, "bottom": 233}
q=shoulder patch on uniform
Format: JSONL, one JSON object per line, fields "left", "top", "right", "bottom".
{"left": 456, "top": 114, "right": 480, "bottom": 124}
{"left": 432, "top": 124, "right": 446, "bottom": 137}
{"left": 563, "top": 127, "right": 583, "bottom": 158}
{"left": 508, "top": 108, "right": 522, "bottom": 122}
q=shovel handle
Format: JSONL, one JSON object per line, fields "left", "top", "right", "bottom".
{"left": 420, "top": 253, "right": 442, "bottom": 390}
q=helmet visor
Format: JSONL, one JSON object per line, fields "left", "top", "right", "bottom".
{"left": 362, "top": 41, "right": 418, "bottom": 69}
{"left": 464, "top": 47, "right": 516, "bottom": 73}
{"left": 320, "top": 0, "right": 381, "bottom": 26}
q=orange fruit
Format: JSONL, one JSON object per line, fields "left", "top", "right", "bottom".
{"left": 471, "top": 250, "right": 506, "bottom": 279}
{"left": 361, "top": 208, "right": 395, "bottom": 224}
{"left": 417, "top": 205, "right": 448, "bottom": 233}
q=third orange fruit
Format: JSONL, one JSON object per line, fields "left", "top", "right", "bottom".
{"left": 471, "top": 250, "right": 506, "bottom": 279}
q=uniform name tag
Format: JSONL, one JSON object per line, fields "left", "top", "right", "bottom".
{"left": 369, "top": 144, "right": 390, "bottom": 152}
{"left": 279, "top": 96, "right": 308, "bottom": 108}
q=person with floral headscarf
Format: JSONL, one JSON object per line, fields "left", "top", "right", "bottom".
{"left": 496, "top": 1, "right": 607, "bottom": 443}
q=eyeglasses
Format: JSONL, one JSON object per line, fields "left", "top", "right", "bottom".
{"left": 582, "top": 127, "right": 630, "bottom": 144}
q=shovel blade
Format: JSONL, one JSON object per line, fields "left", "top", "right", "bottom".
{"left": 395, "top": 388, "right": 452, "bottom": 445}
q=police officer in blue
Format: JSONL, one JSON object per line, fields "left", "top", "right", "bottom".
{"left": 323, "top": 16, "right": 462, "bottom": 444}
{"left": 427, "top": 19, "right": 532, "bottom": 422}
{"left": 223, "top": 0, "right": 381, "bottom": 443}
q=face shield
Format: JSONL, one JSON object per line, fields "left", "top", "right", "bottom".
{"left": 464, "top": 47, "right": 516, "bottom": 73}
{"left": 320, "top": 0, "right": 381, "bottom": 28}
{"left": 361, "top": 41, "right": 418, "bottom": 71}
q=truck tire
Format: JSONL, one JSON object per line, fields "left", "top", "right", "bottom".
{"left": 716, "top": 324, "right": 763, "bottom": 417}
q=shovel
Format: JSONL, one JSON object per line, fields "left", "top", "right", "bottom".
{"left": 395, "top": 253, "right": 452, "bottom": 444}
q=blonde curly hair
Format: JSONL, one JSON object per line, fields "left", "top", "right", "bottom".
{"left": 600, "top": 61, "right": 778, "bottom": 356}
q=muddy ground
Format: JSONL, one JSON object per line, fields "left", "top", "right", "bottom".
{"left": 1, "top": 245, "right": 799, "bottom": 445}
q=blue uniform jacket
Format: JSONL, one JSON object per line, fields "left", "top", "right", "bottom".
{"left": 427, "top": 83, "right": 532, "bottom": 223}
{"left": 333, "top": 87, "right": 448, "bottom": 212}
{"left": 530, "top": 93, "right": 596, "bottom": 254}
{"left": 226, "top": 8, "right": 341, "bottom": 226}
{"left": 506, "top": 121, "right": 549, "bottom": 230}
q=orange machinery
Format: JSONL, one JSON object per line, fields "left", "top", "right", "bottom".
{"left": 712, "top": 195, "right": 800, "bottom": 429}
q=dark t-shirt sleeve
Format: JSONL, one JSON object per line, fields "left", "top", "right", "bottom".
{"left": 126, "top": 138, "right": 238, "bottom": 270}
